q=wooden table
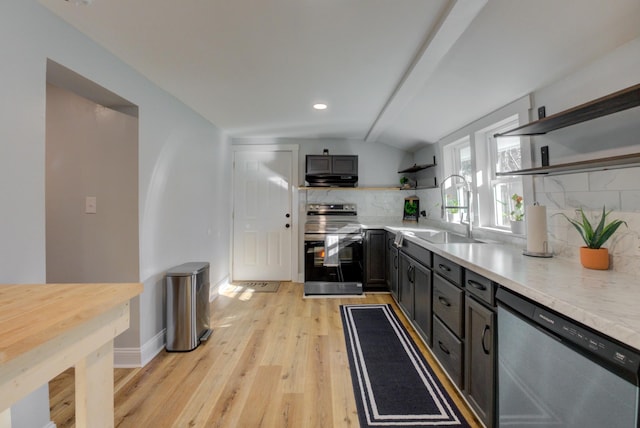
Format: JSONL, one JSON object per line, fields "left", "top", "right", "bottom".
{"left": 0, "top": 283, "right": 142, "bottom": 428}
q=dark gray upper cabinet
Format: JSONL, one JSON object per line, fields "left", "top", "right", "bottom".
{"left": 305, "top": 155, "right": 332, "bottom": 174}
{"left": 305, "top": 155, "right": 357, "bottom": 175}
{"left": 331, "top": 155, "right": 358, "bottom": 175}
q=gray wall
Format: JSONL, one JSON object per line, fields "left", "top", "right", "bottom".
{"left": 46, "top": 83, "right": 140, "bottom": 285}
{"left": 0, "top": 2, "right": 231, "bottom": 426}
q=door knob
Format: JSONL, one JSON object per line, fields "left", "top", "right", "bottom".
{"left": 285, "top": 224, "right": 290, "bottom": 228}
{"left": 285, "top": 213, "right": 290, "bottom": 218}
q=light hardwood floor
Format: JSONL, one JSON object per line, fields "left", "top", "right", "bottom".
{"left": 50, "top": 282, "right": 482, "bottom": 427}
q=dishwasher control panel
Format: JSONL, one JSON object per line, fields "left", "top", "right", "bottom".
{"left": 497, "top": 286, "right": 640, "bottom": 384}
{"left": 534, "top": 307, "right": 639, "bottom": 372}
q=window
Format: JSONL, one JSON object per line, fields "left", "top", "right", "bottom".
{"left": 443, "top": 136, "right": 472, "bottom": 183}
{"left": 442, "top": 136, "right": 472, "bottom": 210}
{"left": 438, "top": 96, "right": 530, "bottom": 232}
{"left": 485, "top": 117, "right": 523, "bottom": 229}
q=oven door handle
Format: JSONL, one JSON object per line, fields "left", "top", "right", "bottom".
{"left": 304, "top": 234, "right": 363, "bottom": 243}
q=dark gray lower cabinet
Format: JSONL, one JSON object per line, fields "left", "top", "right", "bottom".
{"left": 364, "top": 229, "right": 387, "bottom": 291}
{"left": 386, "top": 232, "right": 399, "bottom": 300}
{"left": 398, "top": 251, "right": 432, "bottom": 345}
{"left": 391, "top": 245, "right": 497, "bottom": 427}
{"left": 465, "top": 294, "right": 496, "bottom": 428}
{"left": 433, "top": 316, "right": 463, "bottom": 388}
{"left": 412, "top": 262, "right": 432, "bottom": 346}
{"left": 398, "top": 252, "right": 415, "bottom": 319}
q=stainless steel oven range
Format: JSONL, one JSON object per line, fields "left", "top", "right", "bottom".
{"left": 304, "top": 203, "right": 363, "bottom": 296}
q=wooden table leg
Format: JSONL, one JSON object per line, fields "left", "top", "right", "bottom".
{"left": 75, "top": 340, "right": 115, "bottom": 428}
{"left": 0, "top": 408, "right": 10, "bottom": 428}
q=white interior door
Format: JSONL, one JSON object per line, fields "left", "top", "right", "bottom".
{"left": 232, "top": 150, "right": 293, "bottom": 281}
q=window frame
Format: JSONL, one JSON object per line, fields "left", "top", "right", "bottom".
{"left": 437, "top": 95, "right": 533, "bottom": 233}
{"left": 483, "top": 116, "right": 524, "bottom": 230}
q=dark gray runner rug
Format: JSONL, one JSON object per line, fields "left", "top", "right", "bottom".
{"left": 341, "top": 304, "right": 471, "bottom": 428}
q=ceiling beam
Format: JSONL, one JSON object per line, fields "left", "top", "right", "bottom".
{"left": 365, "top": 0, "right": 487, "bottom": 144}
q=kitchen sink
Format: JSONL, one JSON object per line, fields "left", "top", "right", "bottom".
{"left": 411, "top": 230, "right": 483, "bottom": 244}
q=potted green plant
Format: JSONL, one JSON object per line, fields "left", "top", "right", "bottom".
{"left": 557, "top": 206, "right": 627, "bottom": 270}
{"left": 403, "top": 198, "right": 419, "bottom": 222}
{"left": 400, "top": 176, "right": 410, "bottom": 189}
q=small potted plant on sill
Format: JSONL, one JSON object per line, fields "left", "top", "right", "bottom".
{"left": 558, "top": 206, "right": 627, "bottom": 270}
{"left": 446, "top": 195, "right": 460, "bottom": 222}
{"left": 509, "top": 193, "right": 525, "bottom": 234}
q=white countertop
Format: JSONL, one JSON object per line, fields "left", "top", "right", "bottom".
{"left": 363, "top": 219, "right": 640, "bottom": 351}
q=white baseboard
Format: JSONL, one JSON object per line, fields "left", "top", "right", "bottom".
{"left": 114, "top": 329, "right": 165, "bottom": 368}
{"left": 209, "top": 275, "right": 228, "bottom": 301}
{"left": 43, "top": 422, "right": 57, "bottom": 428}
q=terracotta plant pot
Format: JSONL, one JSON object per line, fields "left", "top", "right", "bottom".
{"left": 579, "top": 247, "right": 609, "bottom": 270}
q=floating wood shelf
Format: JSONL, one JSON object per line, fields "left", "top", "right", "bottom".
{"left": 496, "top": 153, "right": 640, "bottom": 176}
{"left": 299, "top": 186, "right": 402, "bottom": 191}
{"left": 494, "top": 83, "right": 640, "bottom": 137}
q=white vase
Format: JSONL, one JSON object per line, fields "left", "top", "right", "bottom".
{"left": 510, "top": 220, "right": 525, "bottom": 235}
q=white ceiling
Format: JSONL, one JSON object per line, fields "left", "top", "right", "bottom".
{"left": 40, "top": 0, "right": 640, "bottom": 152}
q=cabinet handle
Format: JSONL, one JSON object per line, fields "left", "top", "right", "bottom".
{"left": 407, "top": 265, "right": 413, "bottom": 282}
{"left": 481, "top": 325, "right": 491, "bottom": 355}
{"left": 438, "top": 341, "right": 450, "bottom": 355}
{"left": 393, "top": 255, "right": 398, "bottom": 269}
{"left": 468, "top": 279, "right": 486, "bottom": 291}
{"left": 438, "top": 263, "right": 451, "bottom": 272}
{"left": 410, "top": 266, "right": 416, "bottom": 283}
{"left": 438, "top": 296, "right": 451, "bottom": 307}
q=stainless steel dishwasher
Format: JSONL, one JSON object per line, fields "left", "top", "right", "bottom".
{"left": 497, "top": 287, "right": 639, "bottom": 428}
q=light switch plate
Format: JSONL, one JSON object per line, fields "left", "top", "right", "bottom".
{"left": 85, "top": 196, "right": 97, "bottom": 214}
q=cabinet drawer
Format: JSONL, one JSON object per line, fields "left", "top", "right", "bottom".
{"left": 401, "top": 240, "right": 432, "bottom": 268}
{"left": 433, "top": 254, "right": 462, "bottom": 286}
{"left": 465, "top": 270, "right": 495, "bottom": 306}
{"left": 433, "top": 274, "right": 464, "bottom": 337}
{"left": 433, "top": 316, "right": 463, "bottom": 389}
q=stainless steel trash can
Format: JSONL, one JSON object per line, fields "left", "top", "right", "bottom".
{"left": 165, "top": 262, "right": 212, "bottom": 352}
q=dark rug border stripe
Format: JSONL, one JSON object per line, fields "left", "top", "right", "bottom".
{"left": 341, "top": 304, "right": 471, "bottom": 428}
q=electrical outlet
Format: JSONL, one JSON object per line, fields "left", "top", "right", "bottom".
{"left": 85, "top": 196, "right": 97, "bottom": 214}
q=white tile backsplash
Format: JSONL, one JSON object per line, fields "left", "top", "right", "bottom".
{"left": 302, "top": 189, "right": 406, "bottom": 218}
{"left": 537, "top": 166, "right": 640, "bottom": 275}
{"left": 542, "top": 173, "right": 590, "bottom": 192}
{"left": 564, "top": 191, "right": 621, "bottom": 210}
{"left": 589, "top": 168, "right": 640, "bottom": 191}
{"left": 621, "top": 190, "right": 640, "bottom": 211}
{"left": 302, "top": 166, "right": 640, "bottom": 276}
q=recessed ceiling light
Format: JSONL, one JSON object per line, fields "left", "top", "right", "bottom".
{"left": 313, "top": 103, "right": 328, "bottom": 110}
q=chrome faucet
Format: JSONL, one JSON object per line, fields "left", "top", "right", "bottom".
{"left": 441, "top": 174, "right": 473, "bottom": 238}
